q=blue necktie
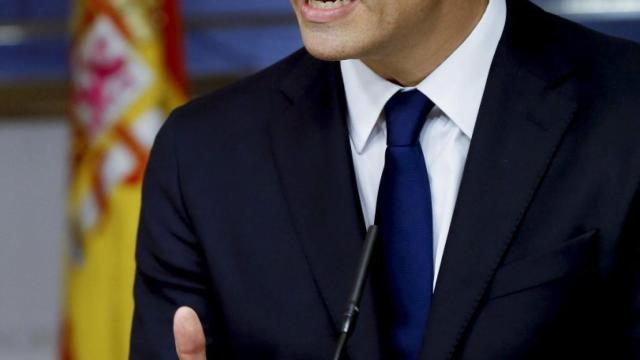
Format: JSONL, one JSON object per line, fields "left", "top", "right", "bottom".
{"left": 376, "top": 90, "right": 435, "bottom": 359}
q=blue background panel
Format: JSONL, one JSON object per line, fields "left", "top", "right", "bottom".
{"left": 187, "top": 26, "right": 301, "bottom": 76}
{"left": 0, "top": 0, "right": 69, "bottom": 20}
{"left": 0, "top": 39, "right": 69, "bottom": 82}
{"left": 0, "top": 0, "right": 638, "bottom": 83}
{"left": 182, "top": 0, "right": 293, "bottom": 15}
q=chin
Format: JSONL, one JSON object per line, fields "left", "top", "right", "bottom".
{"left": 301, "top": 32, "right": 366, "bottom": 61}
{"left": 304, "top": 45, "right": 352, "bottom": 61}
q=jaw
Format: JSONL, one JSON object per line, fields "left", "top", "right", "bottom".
{"left": 295, "top": 0, "right": 383, "bottom": 61}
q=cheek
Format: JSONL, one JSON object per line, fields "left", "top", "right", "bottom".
{"left": 387, "top": 0, "right": 434, "bottom": 26}
{"left": 364, "top": 3, "right": 408, "bottom": 39}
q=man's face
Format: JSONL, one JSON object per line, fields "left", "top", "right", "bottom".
{"left": 290, "top": 0, "right": 442, "bottom": 61}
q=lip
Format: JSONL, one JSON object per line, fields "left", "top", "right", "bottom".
{"left": 300, "top": 0, "right": 358, "bottom": 23}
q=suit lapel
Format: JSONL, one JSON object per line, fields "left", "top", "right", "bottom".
{"left": 270, "top": 55, "right": 383, "bottom": 359}
{"left": 420, "top": 1, "right": 578, "bottom": 359}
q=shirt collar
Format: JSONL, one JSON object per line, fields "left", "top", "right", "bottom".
{"left": 341, "top": 0, "right": 506, "bottom": 154}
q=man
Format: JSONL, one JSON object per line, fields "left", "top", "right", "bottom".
{"left": 130, "top": 0, "right": 640, "bottom": 358}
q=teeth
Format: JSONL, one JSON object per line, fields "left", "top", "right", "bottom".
{"left": 308, "top": 0, "right": 352, "bottom": 10}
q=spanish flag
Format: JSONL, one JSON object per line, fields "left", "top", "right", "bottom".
{"left": 62, "top": 0, "right": 187, "bottom": 358}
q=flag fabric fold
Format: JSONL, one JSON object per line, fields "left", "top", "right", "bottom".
{"left": 63, "top": 1, "right": 187, "bottom": 358}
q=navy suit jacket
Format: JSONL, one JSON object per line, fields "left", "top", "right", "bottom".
{"left": 130, "top": 1, "right": 640, "bottom": 358}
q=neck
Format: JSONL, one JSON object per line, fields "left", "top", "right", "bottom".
{"left": 362, "top": 0, "right": 490, "bottom": 87}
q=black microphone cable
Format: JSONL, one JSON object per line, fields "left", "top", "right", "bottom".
{"left": 332, "top": 225, "right": 379, "bottom": 360}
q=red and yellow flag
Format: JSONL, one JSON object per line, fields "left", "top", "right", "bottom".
{"left": 63, "top": 0, "right": 187, "bottom": 358}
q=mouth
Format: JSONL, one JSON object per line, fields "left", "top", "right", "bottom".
{"left": 301, "top": 0, "right": 358, "bottom": 23}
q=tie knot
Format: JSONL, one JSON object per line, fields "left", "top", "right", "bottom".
{"left": 384, "top": 90, "right": 434, "bottom": 146}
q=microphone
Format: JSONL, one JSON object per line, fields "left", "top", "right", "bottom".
{"left": 332, "top": 225, "right": 379, "bottom": 360}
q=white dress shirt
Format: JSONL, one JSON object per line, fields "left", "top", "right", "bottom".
{"left": 340, "top": 0, "right": 506, "bottom": 286}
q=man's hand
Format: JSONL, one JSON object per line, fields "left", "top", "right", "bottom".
{"left": 173, "top": 306, "right": 206, "bottom": 360}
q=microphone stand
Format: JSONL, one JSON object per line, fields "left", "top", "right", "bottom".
{"left": 332, "top": 225, "right": 379, "bottom": 360}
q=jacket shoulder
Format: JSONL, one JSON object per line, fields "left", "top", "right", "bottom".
{"left": 163, "top": 48, "right": 315, "bottom": 139}
{"left": 535, "top": 4, "right": 640, "bottom": 87}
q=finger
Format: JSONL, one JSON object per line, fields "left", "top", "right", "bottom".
{"left": 173, "top": 306, "right": 207, "bottom": 360}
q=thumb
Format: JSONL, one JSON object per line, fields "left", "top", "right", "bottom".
{"left": 173, "top": 306, "right": 207, "bottom": 360}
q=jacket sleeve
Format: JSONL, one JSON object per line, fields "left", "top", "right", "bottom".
{"left": 130, "top": 111, "right": 214, "bottom": 359}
